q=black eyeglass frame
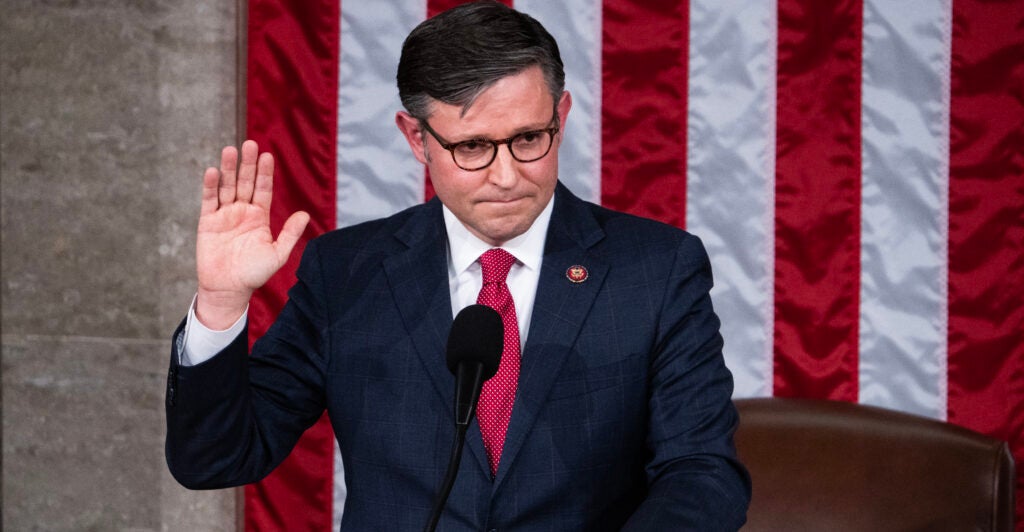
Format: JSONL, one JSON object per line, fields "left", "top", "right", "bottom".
{"left": 418, "top": 114, "right": 560, "bottom": 172}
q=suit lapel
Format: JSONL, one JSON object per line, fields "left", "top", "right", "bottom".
{"left": 494, "top": 184, "right": 607, "bottom": 489}
{"left": 382, "top": 199, "right": 493, "bottom": 475}
{"left": 383, "top": 200, "right": 455, "bottom": 417}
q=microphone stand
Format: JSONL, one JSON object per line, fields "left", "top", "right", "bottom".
{"left": 423, "top": 362, "right": 486, "bottom": 532}
{"left": 424, "top": 423, "right": 468, "bottom": 532}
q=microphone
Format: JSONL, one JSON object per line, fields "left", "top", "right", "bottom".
{"left": 425, "top": 304, "right": 504, "bottom": 532}
{"left": 446, "top": 304, "right": 503, "bottom": 427}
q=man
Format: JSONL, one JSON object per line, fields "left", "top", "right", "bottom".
{"left": 166, "top": 2, "right": 751, "bottom": 530}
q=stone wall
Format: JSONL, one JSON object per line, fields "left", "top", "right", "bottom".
{"left": 2, "top": 1, "right": 239, "bottom": 529}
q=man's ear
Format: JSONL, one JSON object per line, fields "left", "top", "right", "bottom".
{"left": 395, "top": 111, "right": 429, "bottom": 165}
{"left": 556, "top": 90, "right": 572, "bottom": 143}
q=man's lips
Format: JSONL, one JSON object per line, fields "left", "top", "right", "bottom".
{"left": 477, "top": 196, "right": 525, "bottom": 204}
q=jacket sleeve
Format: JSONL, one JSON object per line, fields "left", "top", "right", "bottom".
{"left": 622, "top": 234, "right": 752, "bottom": 531}
{"left": 165, "top": 238, "right": 331, "bottom": 490}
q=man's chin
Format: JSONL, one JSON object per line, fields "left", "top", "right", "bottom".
{"left": 471, "top": 218, "right": 532, "bottom": 246}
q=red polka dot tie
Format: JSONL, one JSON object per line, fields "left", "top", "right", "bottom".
{"left": 475, "top": 248, "right": 520, "bottom": 476}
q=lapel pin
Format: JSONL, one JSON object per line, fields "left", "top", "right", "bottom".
{"left": 565, "top": 265, "right": 588, "bottom": 283}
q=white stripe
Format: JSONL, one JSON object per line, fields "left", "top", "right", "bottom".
{"left": 336, "top": 0, "right": 426, "bottom": 230}
{"left": 332, "top": 440, "right": 346, "bottom": 531}
{"left": 335, "top": 2, "right": 428, "bottom": 526}
{"left": 517, "top": 0, "right": 603, "bottom": 204}
{"left": 859, "top": 0, "right": 951, "bottom": 420}
{"left": 686, "top": 0, "right": 777, "bottom": 398}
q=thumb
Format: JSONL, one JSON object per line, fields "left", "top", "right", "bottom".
{"left": 274, "top": 211, "right": 311, "bottom": 265}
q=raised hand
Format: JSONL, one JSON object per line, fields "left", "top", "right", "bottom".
{"left": 194, "top": 140, "right": 310, "bottom": 329}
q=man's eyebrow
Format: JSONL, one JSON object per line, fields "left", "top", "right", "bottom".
{"left": 450, "top": 121, "right": 554, "bottom": 143}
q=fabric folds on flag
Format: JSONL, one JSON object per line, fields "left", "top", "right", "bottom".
{"left": 244, "top": 0, "right": 1024, "bottom": 528}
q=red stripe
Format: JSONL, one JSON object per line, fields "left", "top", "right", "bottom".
{"left": 245, "top": 0, "right": 339, "bottom": 529}
{"left": 424, "top": 0, "right": 514, "bottom": 202}
{"left": 772, "top": 0, "right": 862, "bottom": 400}
{"left": 428, "top": 0, "right": 512, "bottom": 19}
{"left": 601, "top": 0, "right": 689, "bottom": 228}
{"left": 947, "top": 0, "right": 1024, "bottom": 521}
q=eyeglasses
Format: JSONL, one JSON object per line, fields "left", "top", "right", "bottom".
{"left": 419, "top": 115, "right": 560, "bottom": 172}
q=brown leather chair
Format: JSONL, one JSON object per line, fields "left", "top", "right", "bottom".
{"left": 734, "top": 398, "right": 1016, "bottom": 531}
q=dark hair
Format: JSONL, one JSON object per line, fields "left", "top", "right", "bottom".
{"left": 397, "top": 1, "right": 565, "bottom": 119}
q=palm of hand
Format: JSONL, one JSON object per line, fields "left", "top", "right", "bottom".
{"left": 192, "top": 141, "right": 309, "bottom": 327}
{"left": 197, "top": 200, "right": 284, "bottom": 294}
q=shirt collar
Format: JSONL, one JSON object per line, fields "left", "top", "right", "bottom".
{"left": 443, "top": 194, "right": 554, "bottom": 276}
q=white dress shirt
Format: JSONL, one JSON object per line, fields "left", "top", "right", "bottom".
{"left": 180, "top": 197, "right": 554, "bottom": 366}
{"left": 443, "top": 198, "right": 552, "bottom": 347}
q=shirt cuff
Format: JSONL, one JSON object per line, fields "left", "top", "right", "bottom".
{"left": 179, "top": 294, "right": 247, "bottom": 366}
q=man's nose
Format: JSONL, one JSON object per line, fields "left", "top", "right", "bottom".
{"left": 487, "top": 144, "right": 518, "bottom": 188}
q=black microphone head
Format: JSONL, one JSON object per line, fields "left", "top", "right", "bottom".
{"left": 446, "top": 304, "right": 503, "bottom": 379}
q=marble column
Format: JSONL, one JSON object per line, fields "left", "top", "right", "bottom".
{"left": 3, "top": 1, "right": 239, "bottom": 529}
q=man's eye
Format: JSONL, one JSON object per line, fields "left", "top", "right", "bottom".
{"left": 455, "top": 141, "right": 489, "bottom": 154}
{"left": 514, "top": 131, "right": 543, "bottom": 146}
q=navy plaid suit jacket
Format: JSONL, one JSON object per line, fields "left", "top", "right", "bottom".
{"left": 166, "top": 183, "right": 750, "bottom": 530}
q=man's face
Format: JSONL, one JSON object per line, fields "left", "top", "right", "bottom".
{"left": 397, "top": 66, "right": 572, "bottom": 246}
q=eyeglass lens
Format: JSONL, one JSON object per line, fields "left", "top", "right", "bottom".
{"left": 453, "top": 130, "right": 554, "bottom": 170}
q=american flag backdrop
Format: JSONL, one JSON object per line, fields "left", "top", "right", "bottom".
{"left": 242, "top": 0, "right": 1024, "bottom": 528}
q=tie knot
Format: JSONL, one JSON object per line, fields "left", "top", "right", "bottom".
{"left": 479, "top": 248, "right": 516, "bottom": 284}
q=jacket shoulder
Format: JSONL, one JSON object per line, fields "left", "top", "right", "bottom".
{"left": 308, "top": 199, "right": 440, "bottom": 253}
{"left": 562, "top": 190, "right": 703, "bottom": 255}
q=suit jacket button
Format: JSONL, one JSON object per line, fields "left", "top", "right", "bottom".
{"left": 166, "top": 369, "right": 176, "bottom": 407}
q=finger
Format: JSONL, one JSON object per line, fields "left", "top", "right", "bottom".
{"left": 200, "top": 167, "right": 220, "bottom": 216}
{"left": 252, "top": 151, "right": 275, "bottom": 211}
{"left": 274, "top": 211, "right": 311, "bottom": 266}
{"left": 218, "top": 145, "right": 239, "bottom": 206}
{"left": 235, "top": 140, "right": 259, "bottom": 203}
{"left": 236, "top": 140, "right": 259, "bottom": 203}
